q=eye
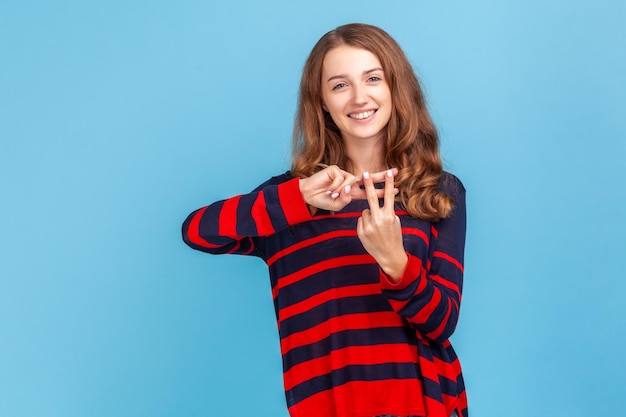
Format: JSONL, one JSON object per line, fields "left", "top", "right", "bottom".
{"left": 368, "top": 76, "right": 382, "bottom": 83}
{"left": 332, "top": 82, "right": 347, "bottom": 91}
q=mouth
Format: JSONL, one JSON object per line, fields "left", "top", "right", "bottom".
{"left": 348, "top": 109, "right": 377, "bottom": 120}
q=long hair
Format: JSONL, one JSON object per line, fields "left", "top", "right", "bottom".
{"left": 291, "top": 23, "right": 453, "bottom": 221}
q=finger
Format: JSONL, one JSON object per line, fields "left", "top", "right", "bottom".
{"left": 357, "top": 209, "right": 370, "bottom": 234}
{"left": 356, "top": 167, "right": 398, "bottom": 184}
{"left": 325, "top": 167, "right": 346, "bottom": 198}
{"left": 335, "top": 182, "right": 354, "bottom": 207}
{"left": 383, "top": 169, "right": 396, "bottom": 212}
{"left": 362, "top": 171, "right": 381, "bottom": 211}
{"left": 330, "top": 173, "right": 356, "bottom": 199}
{"left": 351, "top": 186, "right": 398, "bottom": 200}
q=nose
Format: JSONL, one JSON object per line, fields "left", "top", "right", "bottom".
{"left": 352, "top": 84, "right": 368, "bottom": 106}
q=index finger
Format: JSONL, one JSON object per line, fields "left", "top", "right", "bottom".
{"left": 362, "top": 171, "right": 381, "bottom": 211}
{"left": 383, "top": 169, "right": 396, "bottom": 212}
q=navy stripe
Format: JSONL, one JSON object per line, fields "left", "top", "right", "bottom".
{"left": 456, "top": 373, "right": 465, "bottom": 392}
{"left": 395, "top": 278, "right": 436, "bottom": 318}
{"left": 422, "top": 375, "right": 444, "bottom": 402}
{"left": 438, "top": 374, "right": 460, "bottom": 397}
{"left": 280, "top": 294, "right": 391, "bottom": 336}
{"left": 417, "top": 338, "right": 434, "bottom": 361}
{"left": 430, "top": 342, "right": 458, "bottom": 363}
{"left": 274, "top": 263, "right": 380, "bottom": 309}
{"left": 236, "top": 193, "right": 259, "bottom": 237}
{"left": 273, "top": 234, "right": 369, "bottom": 278}
{"left": 421, "top": 295, "right": 452, "bottom": 335}
{"left": 285, "top": 362, "right": 422, "bottom": 408}
{"left": 199, "top": 200, "right": 223, "bottom": 238}
{"left": 192, "top": 201, "right": 247, "bottom": 254}
{"left": 263, "top": 184, "right": 289, "bottom": 231}
{"left": 283, "top": 327, "right": 418, "bottom": 372}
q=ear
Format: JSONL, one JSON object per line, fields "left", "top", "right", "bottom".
{"left": 322, "top": 102, "right": 328, "bottom": 112}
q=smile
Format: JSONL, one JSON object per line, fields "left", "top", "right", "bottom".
{"left": 348, "top": 110, "right": 376, "bottom": 120}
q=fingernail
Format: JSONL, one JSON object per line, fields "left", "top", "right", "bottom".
{"left": 344, "top": 185, "right": 351, "bottom": 194}
{"left": 363, "top": 171, "right": 370, "bottom": 180}
{"left": 331, "top": 192, "right": 339, "bottom": 199}
{"left": 325, "top": 190, "right": 332, "bottom": 195}
{"left": 386, "top": 169, "right": 393, "bottom": 178}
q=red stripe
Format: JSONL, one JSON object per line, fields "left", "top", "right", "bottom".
{"left": 419, "top": 355, "right": 439, "bottom": 382}
{"left": 278, "top": 178, "right": 312, "bottom": 225}
{"left": 431, "top": 225, "right": 439, "bottom": 238}
{"left": 434, "top": 251, "right": 464, "bottom": 272}
{"left": 283, "top": 343, "right": 420, "bottom": 390}
{"left": 433, "top": 356, "right": 462, "bottom": 381}
{"left": 272, "top": 254, "right": 375, "bottom": 298}
{"left": 279, "top": 283, "right": 380, "bottom": 321}
{"left": 280, "top": 311, "right": 403, "bottom": 354}
{"left": 429, "top": 274, "right": 460, "bottom": 298}
{"left": 267, "top": 230, "right": 357, "bottom": 266}
{"left": 380, "top": 254, "right": 426, "bottom": 291}
{"left": 442, "top": 394, "right": 461, "bottom": 417}
{"left": 423, "top": 395, "right": 448, "bottom": 417}
{"left": 455, "top": 390, "right": 468, "bottom": 415}
{"left": 218, "top": 195, "right": 240, "bottom": 237}
{"left": 312, "top": 209, "right": 410, "bottom": 221}
{"left": 401, "top": 227, "right": 429, "bottom": 246}
{"left": 312, "top": 212, "right": 361, "bottom": 220}
{"left": 411, "top": 286, "right": 441, "bottom": 324}
{"left": 250, "top": 191, "right": 275, "bottom": 236}
{"left": 288, "top": 389, "right": 336, "bottom": 417}
{"left": 185, "top": 207, "right": 222, "bottom": 249}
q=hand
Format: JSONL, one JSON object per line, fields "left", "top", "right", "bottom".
{"left": 357, "top": 169, "right": 408, "bottom": 282}
{"left": 299, "top": 165, "right": 398, "bottom": 212}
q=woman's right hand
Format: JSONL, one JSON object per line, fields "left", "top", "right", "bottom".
{"left": 299, "top": 165, "right": 398, "bottom": 211}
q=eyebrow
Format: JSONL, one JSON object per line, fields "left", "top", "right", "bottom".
{"left": 326, "top": 67, "right": 384, "bottom": 83}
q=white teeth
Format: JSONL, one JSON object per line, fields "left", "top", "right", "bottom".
{"left": 349, "top": 110, "right": 375, "bottom": 120}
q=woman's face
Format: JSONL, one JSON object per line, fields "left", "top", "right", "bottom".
{"left": 321, "top": 45, "right": 392, "bottom": 146}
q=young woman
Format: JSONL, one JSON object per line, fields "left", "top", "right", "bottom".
{"left": 182, "top": 23, "right": 467, "bottom": 417}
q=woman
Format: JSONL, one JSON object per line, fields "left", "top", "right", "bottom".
{"left": 182, "top": 23, "right": 467, "bottom": 417}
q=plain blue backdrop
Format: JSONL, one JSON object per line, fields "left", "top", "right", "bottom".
{"left": 1, "top": 1, "right": 625, "bottom": 416}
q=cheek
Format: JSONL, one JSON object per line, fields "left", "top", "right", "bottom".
{"left": 325, "top": 100, "right": 345, "bottom": 120}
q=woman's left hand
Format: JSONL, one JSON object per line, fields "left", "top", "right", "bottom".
{"left": 357, "top": 169, "right": 408, "bottom": 283}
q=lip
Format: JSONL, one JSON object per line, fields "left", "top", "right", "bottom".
{"left": 348, "top": 109, "right": 377, "bottom": 120}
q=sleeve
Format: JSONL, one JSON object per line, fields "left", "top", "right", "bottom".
{"left": 379, "top": 174, "right": 466, "bottom": 344}
{"left": 181, "top": 176, "right": 313, "bottom": 259}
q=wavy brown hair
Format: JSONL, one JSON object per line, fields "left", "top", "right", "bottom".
{"left": 291, "top": 23, "right": 453, "bottom": 221}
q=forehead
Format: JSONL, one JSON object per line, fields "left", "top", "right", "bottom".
{"left": 322, "top": 45, "right": 383, "bottom": 78}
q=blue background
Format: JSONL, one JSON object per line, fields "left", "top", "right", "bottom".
{"left": 1, "top": 1, "right": 625, "bottom": 416}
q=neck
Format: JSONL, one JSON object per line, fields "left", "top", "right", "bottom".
{"left": 343, "top": 137, "right": 385, "bottom": 175}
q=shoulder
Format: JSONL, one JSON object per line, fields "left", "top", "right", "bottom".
{"left": 438, "top": 171, "right": 466, "bottom": 199}
{"left": 250, "top": 171, "right": 294, "bottom": 192}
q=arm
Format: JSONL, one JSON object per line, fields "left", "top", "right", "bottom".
{"left": 182, "top": 166, "right": 398, "bottom": 258}
{"left": 380, "top": 175, "right": 466, "bottom": 344}
{"left": 181, "top": 175, "right": 312, "bottom": 258}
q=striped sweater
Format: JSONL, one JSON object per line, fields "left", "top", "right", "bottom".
{"left": 182, "top": 172, "right": 467, "bottom": 417}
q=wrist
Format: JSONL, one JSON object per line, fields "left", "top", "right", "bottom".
{"left": 298, "top": 177, "right": 312, "bottom": 206}
{"left": 380, "top": 251, "right": 409, "bottom": 283}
